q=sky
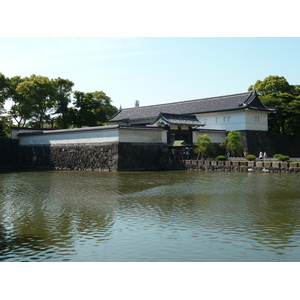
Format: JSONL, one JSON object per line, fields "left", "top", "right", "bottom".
{"left": 1, "top": 1, "right": 300, "bottom": 112}
{"left": 1, "top": 37, "right": 300, "bottom": 111}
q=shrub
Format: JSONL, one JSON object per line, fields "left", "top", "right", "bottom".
{"left": 280, "top": 155, "right": 290, "bottom": 162}
{"left": 246, "top": 154, "right": 256, "bottom": 161}
{"left": 194, "top": 134, "right": 214, "bottom": 159}
{"left": 220, "top": 130, "right": 242, "bottom": 157}
{"left": 273, "top": 154, "right": 290, "bottom": 162}
{"left": 216, "top": 155, "right": 226, "bottom": 161}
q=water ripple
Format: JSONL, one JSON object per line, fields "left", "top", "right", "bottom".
{"left": 1, "top": 171, "right": 300, "bottom": 261}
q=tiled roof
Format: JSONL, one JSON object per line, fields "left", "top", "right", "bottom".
{"left": 167, "top": 140, "right": 194, "bottom": 147}
{"left": 109, "top": 91, "right": 274, "bottom": 123}
{"left": 152, "top": 113, "right": 205, "bottom": 126}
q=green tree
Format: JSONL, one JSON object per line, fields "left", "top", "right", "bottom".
{"left": 15, "top": 75, "right": 58, "bottom": 128}
{"left": 248, "top": 75, "right": 290, "bottom": 95}
{"left": 0, "top": 73, "right": 12, "bottom": 138}
{"left": 220, "top": 130, "right": 242, "bottom": 157}
{"left": 2, "top": 72, "right": 118, "bottom": 129}
{"left": 194, "top": 134, "right": 214, "bottom": 159}
{"left": 0, "top": 115, "right": 13, "bottom": 139}
{"left": 53, "top": 78, "right": 74, "bottom": 128}
{"left": 72, "top": 90, "right": 118, "bottom": 127}
{"left": 248, "top": 75, "right": 300, "bottom": 136}
{"left": 5, "top": 76, "right": 33, "bottom": 127}
{"left": 0, "top": 72, "right": 7, "bottom": 106}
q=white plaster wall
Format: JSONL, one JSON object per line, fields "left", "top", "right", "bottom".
{"left": 196, "top": 111, "right": 245, "bottom": 131}
{"left": 193, "top": 130, "right": 226, "bottom": 144}
{"left": 162, "top": 130, "right": 168, "bottom": 143}
{"left": 18, "top": 126, "right": 166, "bottom": 146}
{"left": 119, "top": 128, "right": 165, "bottom": 143}
{"left": 18, "top": 128, "right": 120, "bottom": 145}
{"left": 244, "top": 110, "right": 268, "bottom": 130}
{"left": 196, "top": 109, "right": 269, "bottom": 131}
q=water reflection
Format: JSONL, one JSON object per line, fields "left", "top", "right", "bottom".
{"left": 0, "top": 171, "right": 116, "bottom": 261}
{"left": 0, "top": 170, "right": 300, "bottom": 261}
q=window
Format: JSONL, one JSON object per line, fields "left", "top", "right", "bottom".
{"left": 255, "top": 116, "right": 260, "bottom": 122}
{"left": 223, "top": 116, "right": 231, "bottom": 122}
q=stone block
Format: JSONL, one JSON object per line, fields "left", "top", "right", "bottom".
{"left": 264, "top": 162, "right": 272, "bottom": 168}
{"left": 289, "top": 162, "right": 299, "bottom": 168}
{"left": 198, "top": 160, "right": 204, "bottom": 166}
{"left": 272, "top": 162, "right": 281, "bottom": 168}
{"left": 247, "top": 161, "right": 255, "bottom": 167}
{"left": 204, "top": 160, "right": 211, "bottom": 166}
{"left": 256, "top": 161, "right": 264, "bottom": 168}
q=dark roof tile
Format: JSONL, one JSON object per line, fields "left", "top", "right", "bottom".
{"left": 109, "top": 91, "right": 274, "bottom": 122}
{"left": 153, "top": 113, "right": 204, "bottom": 126}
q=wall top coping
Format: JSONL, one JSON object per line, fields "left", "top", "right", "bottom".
{"left": 16, "top": 125, "right": 166, "bottom": 138}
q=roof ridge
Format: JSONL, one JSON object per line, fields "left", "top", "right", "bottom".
{"left": 121, "top": 92, "right": 252, "bottom": 110}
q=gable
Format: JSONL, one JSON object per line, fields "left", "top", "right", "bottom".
{"left": 152, "top": 113, "right": 205, "bottom": 127}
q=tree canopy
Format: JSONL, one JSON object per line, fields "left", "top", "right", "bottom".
{"left": 220, "top": 130, "right": 242, "bottom": 157}
{"left": 194, "top": 134, "right": 214, "bottom": 159}
{"left": 0, "top": 73, "right": 118, "bottom": 135}
{"left": 248, "top": 75, "right": 300, "bottom": 136}
{"left": 69, "top": 90, "right": 118, "bottom": 128}
{"left": 248, "top": 75, "right": 290, "bottom": 95}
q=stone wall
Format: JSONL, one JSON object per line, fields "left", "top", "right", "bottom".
{"left": 175, "top": 159, "right": 300, "bottom": 173}
{"left": 118, "top": 143, "right": 169, "bottom": 171}
{"left": 19, "top": 143, "right": 119, "bottom": 171}
{"left": 0, "top": 142, "right": 169, "bottom": 172}
{"left": 0, "top": 140, "right": 19, "bottom": 171}
{"left": 240, "top": 130, "right": 300, "bottom": 157}
{"left": 1, "top": 133, "right": 300, "bottom": 172}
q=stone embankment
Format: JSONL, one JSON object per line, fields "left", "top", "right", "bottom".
{"left": 19, "top": 144, "right": 119, "bottom": 171}
{"left": 169, "top": 159, "right": 300, "bottom": 173}
{"left": 0, "top": 140, "right": 168, "bottom": 172}
{"left": 0, "top": 139, "right": 19, "bottom": 171}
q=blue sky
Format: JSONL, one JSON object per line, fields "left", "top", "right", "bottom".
{"left": 1, "top": 37, "right": 300, "bottom": 110}
{"left": 0, "top": 37, "right": 300, "bottom": 108}
{"left": 1, "top": 1, "right": 300, "bottom": 111}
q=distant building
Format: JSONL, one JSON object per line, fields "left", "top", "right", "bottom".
{"left": 108, "top": 91, "right": 275, "bottom": 145}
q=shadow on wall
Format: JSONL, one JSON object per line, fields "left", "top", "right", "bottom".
{"left": 240, "top": 131, "right": 300, "bottom": 157}
{"left": 0, "top": 140, "right": 19, "bottom": 169}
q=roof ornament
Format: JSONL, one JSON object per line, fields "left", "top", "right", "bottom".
{"left": 135, "top": 100, "right": 140, "bottom": 107}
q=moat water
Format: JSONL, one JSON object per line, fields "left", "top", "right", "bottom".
{"left": 0, "top": 170, "right": 300, "bottom": 262}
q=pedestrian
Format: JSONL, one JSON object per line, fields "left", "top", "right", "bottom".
{"left": 263, "top": 152, "right": 267, "bottom": 160}
{"left": 186, "top": 150, "right": 191, "bottom": 159}
{"left": 259, "top": 151, "right": 263, "bottom": 160}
